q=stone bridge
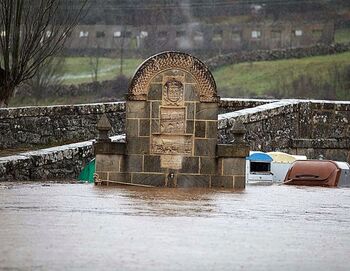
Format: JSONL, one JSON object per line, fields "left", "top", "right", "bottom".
{"left": 0, "top": 98, "right": 349, "bottom": 181}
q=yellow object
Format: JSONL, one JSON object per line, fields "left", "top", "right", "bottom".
{"left": 267, "top": 152, "right": 304, "bottom": 164}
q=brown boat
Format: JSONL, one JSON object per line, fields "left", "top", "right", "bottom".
{"left": 284, "top": 160, "right": 341, "bottom": 187}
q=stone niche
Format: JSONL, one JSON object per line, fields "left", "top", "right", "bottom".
{"left": 94, "top": 52, "right": 249, "bottom": 188}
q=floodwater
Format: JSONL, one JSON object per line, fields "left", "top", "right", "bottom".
{"left": 0, "top": 183, "right": 350, "bottom": 271}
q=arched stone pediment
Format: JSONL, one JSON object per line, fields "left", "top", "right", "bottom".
{"left": 128, "top": 51, "right": 219, "bottom": 102}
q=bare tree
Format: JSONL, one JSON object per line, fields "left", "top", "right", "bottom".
{"left": 0, "top": 0, "right": 87, "bottom": 107}
{"left": 88, "top": 45, "right": 100, "bottom": 82}
{"left": 27, "top": 56, "right": 65, "bottom": 101}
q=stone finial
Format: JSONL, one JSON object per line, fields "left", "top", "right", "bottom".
{"left": 231, "top": 120, "right": 246, "bottom": 144}
{"left": 97, "top": 114, "right": 112, "bottom": 142}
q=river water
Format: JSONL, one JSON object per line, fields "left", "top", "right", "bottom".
{"left": 0, "top": 183, "right": 349, "bottom": 271}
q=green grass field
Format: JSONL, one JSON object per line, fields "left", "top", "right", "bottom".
{"left": 61, "top": 57, "right": 142, "bottom": 85}
{"left": 335, "top": 28, "right": 350, "bottom": 44}
{"left": 213, "top": 52, "right": 350, "bottom": 99}
{"left": 11, "top": 51, "right": 349, "bottom": 107}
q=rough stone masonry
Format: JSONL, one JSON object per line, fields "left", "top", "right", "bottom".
{"left": 94, "top": 52, "right": 250, "bottom": 189}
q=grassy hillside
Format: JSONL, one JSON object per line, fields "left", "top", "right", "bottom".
{"left": 61, "top": 57, "right": 142, "bottom": 85}
{"left": 335, "top": 28, "right": 350, "bottom": 44}
{"left": 10, "top": 51, "right": 349, "bottom": 107}
{"left": 213, "top": 52, "right": 350, "bottom": 100}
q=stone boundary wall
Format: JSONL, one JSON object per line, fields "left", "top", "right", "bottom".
{"left": 0, "top": 135, "right": 125, "bottom": 181}
{"left": 206, "top": 43, "right": 350, "bottom": 70}
{"left": 219, "top": 99, "right": 350, "bottom": 162}
{"left": 0, "top": 102, "right": 125, "bottom": 149}
{"left": 15, "top": 78, "right": 127, "bottom": 100}
{"left": 0, "top": 99, "right": 270, "bottom": 149}
{"left": 219, "top": 98, "right": 276, "bottom": 113}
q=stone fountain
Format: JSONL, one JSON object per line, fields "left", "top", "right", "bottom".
{"left": 93, "top": 51, "right": 249, "bottom": 188}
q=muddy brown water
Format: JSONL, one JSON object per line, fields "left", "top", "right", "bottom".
{"left": 0, "top": 183, "right": 349, "bottom": 271}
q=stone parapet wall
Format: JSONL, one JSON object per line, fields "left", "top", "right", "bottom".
{"left": 219, "top": 99, "right": 350, "bottom": 162}
{"left": 0, "top": 140, "right": 93, "bottom": 181}
{"left": 219, "top": 100, "right": 300, "bottom": 149}
{"left": 218, "top": 98, "right": 276, "bottom": 113}
{"left": 1, "top": 99, "right": 272, "bottom": 150}
{"left": 0, "top": 135, "right": 125, "bottom": 182}
{"left": 1, "top": 99, "right": 350, "bottom": 181}
{"left": 0, "top": 102, "right": 125, "bottom": 149}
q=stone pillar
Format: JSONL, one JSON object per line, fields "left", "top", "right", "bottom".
{"left": 215, "top": 120, "right": 249, "bottom": 189}
{"left": 96, "top": 114, "right": 112, "bottom": 143}
{"left": 94, "top": 114, "right": 128, "bottom": 185}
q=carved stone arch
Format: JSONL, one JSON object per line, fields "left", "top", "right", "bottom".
{"left": 128, "top": 51, "right": 219, "bottom": 102}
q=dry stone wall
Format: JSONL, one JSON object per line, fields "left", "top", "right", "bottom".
{"left": 0, "top": 102, "right": 125, "bottom": 149}
{"left": 219, "top": 99, "right": 350, "bottom": 162}
{"left": 206, "top": 43, "right": 350, "bottom": 70}
{"left": 0, "top": 135, "right": 125, "bottom": 181}
{"left": 0, "top": 99, "right": 265, "bottom": 150}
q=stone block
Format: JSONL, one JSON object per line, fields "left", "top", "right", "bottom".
{"left": 126, "top": 119, "right": 138, "bottom": 137}
{"left": 151, "top": 101, "right": 160, "bottom": 118}
{"left": 127, "top": 137, "right": 150, "bottom": 154}
{"left": 195, "top": 103, "right": 218, "bottom": 120}
{"left": 186, "top": 120, "right": 194, "bottom": 134}
{"left": 195, "top": 121, "right": 206, "bottom": 138}
{"left": 186, "top": 103, "right": 195, "bottom": 119}
{"left": 222, "top": 158, "right": 246, "bottom": 176}
{"left": 221, "top": 176, "right": 234, "bottom": 189}
{"left": 95, "top": 154, "right": 121, "bottom": 172}
{"left": 217, "top": 144, "right": 249, "bottom": 158}
{"left": 200, "top": 157, "right": 217, "bottom": 174}
{"left": 215, "top": 176, "right": 245, "bottom": 189}
{"left": 139, "top": 119, "right": 150, "bottom": 136}
{"left": 233, "top": 175, "right": 246, "bottom": 189}
{"left": 179, "top": 157, "right": 199, "bottom": 174}
{"left": 206, "top": 121, "right": 218, "bottom": 139}
{"left": 148, "top": 84, "right": 162, "bottom": 100}
{"left": 210, "top": 176, "right": 232, "bottom": 188}
{"left": 185, "top": 85, "right": 199, "bottom": 101}
{"left": 123, "top": 154, "right": 143, "bottom": 172}
{"left": 144, "top": 155, "right": 166, "bottom": 173}
{"left": 108, "top": 172, "right": 131, "bottom": 183}
{"left": 132, "top": 173, "right": 166, "bottom": 187}
{"left": 194, "top": 139, "right": 216, "bottom": 157}
{"left": 177, "top": 174, "right": 210, "bottom": 188}
{"left": 151, "top": 119, "right": 160, "bottom": 134}
{"left": 93, "top": 142, "right": 126, "bottom": 155}
{"left": 126, "top": 101, "right": 150, "bottom": 119}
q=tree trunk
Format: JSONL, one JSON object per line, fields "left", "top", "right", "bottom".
{"left": 0, "top": 86, "right": 14, "bottom": 108}
{"left": 0, "top": 97, "right": 8, "bottom": 108}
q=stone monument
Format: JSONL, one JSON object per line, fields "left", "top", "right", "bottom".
{"left": 94, "top": 51, "right": 249, "bottom": 188}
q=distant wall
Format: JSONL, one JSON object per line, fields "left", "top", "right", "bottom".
{"left": 206, "top": 43, "right": 350, "bottom": 70}
{"left": 218, "top": 99, "right": 350, "bottom": 162}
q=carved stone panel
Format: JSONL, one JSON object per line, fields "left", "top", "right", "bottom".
{"left": 162, "top": 76, "right": 185, "bottom": 106}
{"left": 160, "top": 107, "right": 186, "bottom": 134}
{"left": 128, "top": 52, "right": 219, "bottom": 102}
{"left": 160, "top": 155, "right": 183, "bottom": 169}
{"left": 151, "top": 135, "right": 193, "bottom": 155}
